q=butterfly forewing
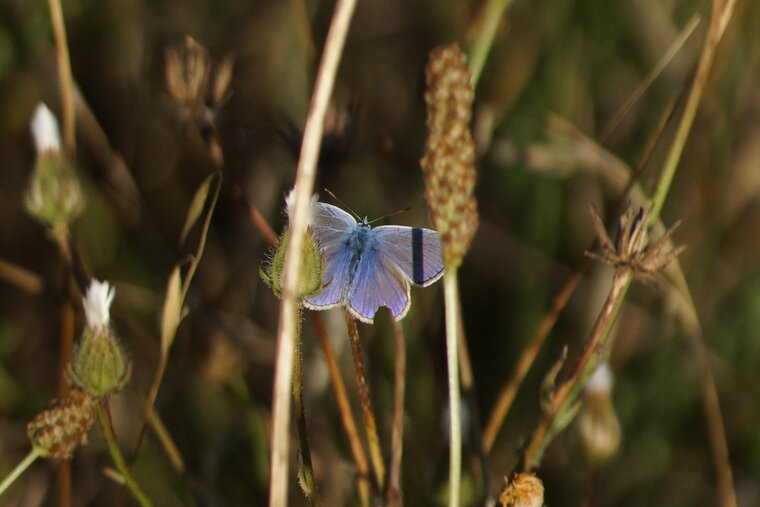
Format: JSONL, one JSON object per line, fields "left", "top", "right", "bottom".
{"left": 373, "top": 226, "right": 444, "bottom": 286}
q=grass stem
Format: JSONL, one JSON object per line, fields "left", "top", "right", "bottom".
{"left": 268, "top": 0, "right": 357, "bottom": 503}
{"left": 443, "top": 269, "right": 462, "bottom": 507}
{"left": 0, "top": 448, "right": 42, "bottom": 498}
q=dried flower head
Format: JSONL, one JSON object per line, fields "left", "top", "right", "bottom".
{"left": 25, "top": 103, "right": 84, "bottom": 236}
{"left": 69, "top": 280, "right": 131, "bottom": 397}
{"left": 578, "top": 362, "right": 621, "bottom": 465}
{"left": 498, "top": 472, "right": 545, "bottom": 507}
{"left": 27, "top": 390, "right": 98, "bottom": 459}
{"left": 165, "top": 37, "right": 233, "bottom": 123}
{"left": 586, "top": 205, "right": 685, "bottom": 283}
{"left": 421, "top": 43, "right": 479, "bottom": 267}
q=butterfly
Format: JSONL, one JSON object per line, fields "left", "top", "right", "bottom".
{"left": 303, "top": 201, "right": 445, "bottom": 323}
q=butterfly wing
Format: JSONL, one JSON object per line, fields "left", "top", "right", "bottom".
{"left": 346, "top": 238, "right": 411, "bottom": 323}
{"left": 302, "top": 202, "right": 358, "bottom": 310}
{"left": 372, "top": 226, "right": 445, "bottom": 286}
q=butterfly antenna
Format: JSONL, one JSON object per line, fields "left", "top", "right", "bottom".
{"left": 324, "top": 188, "right": 362, "bottom": 220}
{"left": 368, "top": 206, "right": 411, "bottom": 225}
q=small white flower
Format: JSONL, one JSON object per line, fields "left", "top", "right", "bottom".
{"left": 285, "top": 187, "right": 318, "bottom": 226}
{"left": 83, "top": 279, "right": 115, "bottom": 330}
{"left": 30, "top": 103, "right": 62, "bottom": 153}
{"left": 585, "top": 362, "right": 613, "bottom": 395}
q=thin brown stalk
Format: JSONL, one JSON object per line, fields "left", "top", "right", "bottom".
{"left": 650, "top": 0, "right": 737, "bottom": 220}
{"left": 56, "top": 298, "right": 74, "bottom": 507}
{"left": 386, "top": 319, "right": 406, "bottom": 505}
{"left": 345, "top": 311, "right": 386, "bottom": 492}
{"left": 269, "top": 0, "right": 357, "bottom": 503}
{"left": 232, "top": 185, "right": 279, "bottom": 247}
{"left": 598, "top": 13, "right": 701, "bottom": 142}
{"left": 0, "top": 259, "right": 44, "bottom": 294}
{"left": 483, "top": 261, "right": 587, "bottom": 453}
{"left": 311, "top": 313, "right": 372, "bottom": 504}
{"left": 647, "top": 1, "right": 737, "bottom": 502}
{"left": 55, "top": 229, "right": 88, "bottom": 296}
{"left": 669, "top": 266, "right": 736, "bottom": 507}
{"left": 520, "top": 270, "right": 632, "bottom": 471}
{"left": 46, "top": 0, "right": 75, "bottom": 155}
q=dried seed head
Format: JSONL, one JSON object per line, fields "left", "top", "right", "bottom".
{"left": 68, "top": 280, "right": 131, "bottom": 397}
{"left": 578, "top": 363, "right": 621, "bottom": 465}
{"left": 165, "top": 37, "right": 233, "bottom": 119}
{"left": 421, "top": 43, "right": 479, "bottom": 267}
{"left": 27, "top": 390, "right": 97, "bottom": 459}
{"left": 586, "top": 205, "right": 685, "bottom": 283}
{"left": 25, "top": 103, "right": 84, "bottom": 236}
{"left": 498, "top": 472, "right": 545, "bottom": 507}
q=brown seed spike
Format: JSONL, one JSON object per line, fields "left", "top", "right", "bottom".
{"left": 421, "top": 43, "right": 479, "bottom": 268}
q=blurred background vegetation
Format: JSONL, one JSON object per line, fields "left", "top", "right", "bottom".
{"left": 0, "top": 0, "right": 759, "bottom": 505}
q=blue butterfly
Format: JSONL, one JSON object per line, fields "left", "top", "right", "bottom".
{"left": 303, "top": 201, "right": 445, "bottom": 323}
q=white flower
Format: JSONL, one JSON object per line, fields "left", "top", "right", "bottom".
{"left": 83, "top": 279, "right": 115, "bottom": 330}
{"left": 585, "top": 362, "right": 613, "bottom": 395}
{"left": 30, "top": 103, "right": 62, "bottom": 153}
{"left": 285, "top": 187, "right": 318, "bottom": 227}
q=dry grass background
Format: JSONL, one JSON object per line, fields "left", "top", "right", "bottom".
{"left": 0, "top": 0, "right": 759, "bottom": 505}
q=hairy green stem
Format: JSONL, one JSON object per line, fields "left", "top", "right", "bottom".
{"left": 97, "top": 404, "right": 153, "bottom": 507}
{"left": 293, "top": 311, "right": 320, "bottom": 505}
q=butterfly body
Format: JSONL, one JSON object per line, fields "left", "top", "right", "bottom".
{"left": 303, "top": 202, "right": 444, "bottom": 323}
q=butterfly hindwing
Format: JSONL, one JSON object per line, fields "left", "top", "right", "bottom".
{"left": 347, "top": 242, "right": 411, "bottom": 323}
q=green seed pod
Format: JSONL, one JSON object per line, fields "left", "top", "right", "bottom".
{"left": 25, "top": 104, "right": 84, "bottom": 236}
{"left": 261, "top": 227, "right": 325, "bottom": 300}
{"left": 68, "top": 326, "right": 131, "bottom": 398}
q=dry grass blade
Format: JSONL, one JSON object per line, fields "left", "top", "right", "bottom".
{"left": 180, "top": 176, "right": 214, "bottom": 247}
{"left": 160, "top": 266, "right": 183, "bottom": 359}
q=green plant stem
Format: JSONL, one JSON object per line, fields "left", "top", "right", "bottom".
{"left": 0, "top": 448, "right": 42, "bottom": 498}
{"left": 345, "top": 312, "right": 385, "bottom": 492}
{"left": 293, "top": 311, "right": 320, "bottom": 505}
{"left": 269, "top": 0, "right": 357, "bottom": 503}
{"left": 443, "top": 268, "right": 462, "bottom": 507}
{"left": 521, "top": 270, "right": 631, "bottom": 471}
{"left": 649, "top": 0, "right": 736, "bottom": 222}
{"left": 97, "top": 404, "right": 153, "bottom": 507}
{"left": 467, "top": 0, "right": 514, "bottom": 87}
